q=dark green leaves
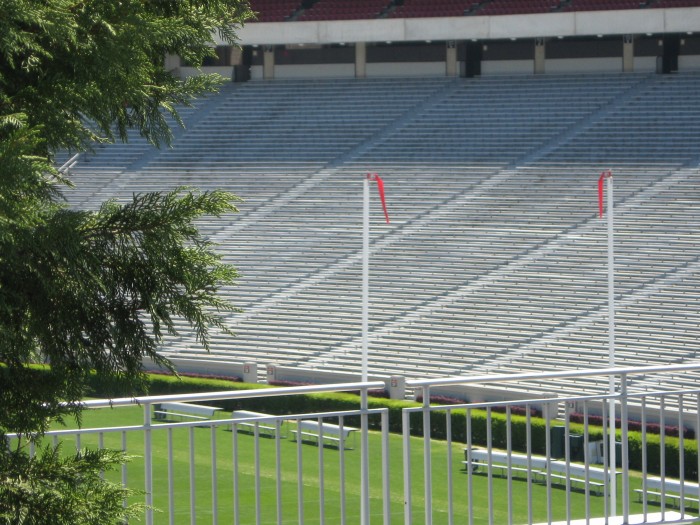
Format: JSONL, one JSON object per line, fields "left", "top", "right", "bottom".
{"left": 0, "top": 444, "right": 144, "bottom": 525}
{"left": 0, "top": 0, "right": 254, "bottom": 152}
{"left": 0, "top": 2, "right": 249, "bottom": 520}
{"left": 0, "top": 187, "right": 240, "bottom": 435}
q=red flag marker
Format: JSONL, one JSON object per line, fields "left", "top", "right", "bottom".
{"left": 598, "top": 170, "right": 612, "bottom": 218}
{"left": 366, "top": 173, "right": 390, "bottom": 224}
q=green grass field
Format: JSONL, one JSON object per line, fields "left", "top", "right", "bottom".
{"left": 48, "top": 405, "right": 678, "bottom": 524}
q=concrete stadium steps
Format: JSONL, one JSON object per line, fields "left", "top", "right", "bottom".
{"left": 540, "top": 72, "right": 700, "bottom": 166}
{"left": 360, "top": 73, "right": 649, "bottom": 164}
{"left": 61, "top": 74, "right": 700, "bottom": 397}
{"left": 144, "top": 77, "right": 456, "bottom": 167}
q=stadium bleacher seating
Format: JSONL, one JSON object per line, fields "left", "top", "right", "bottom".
{"left": 242, "top": 0, "right": 685, "bottom": 21}
{"left": 562, "top": 0, "right": 650, "bottom": 11}
{"left": 298, "top": 0, "right": 391, "bottom": 21}
{"left": 388, "top": 0, "right": 477, "bottom": 18}
{"left": 650, "top": 0, "right": 700, "bottom": 7}
{"left": 64, "top": 72, "right": 700, "bottom": 399}
{"left": 477, "top": 0, "right": 563, "bottom": 16}
{"left": 248, "top": 0, "right": 301, "bottom": 22}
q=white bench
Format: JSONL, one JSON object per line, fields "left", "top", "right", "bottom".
{"left": 291, "top": 420, "right": 358, "bottom": 449}
{"left": 543, "top": 462, "right": 617, "bottom": 495}
{"left": 153, "top": 402, "right": 222, "bottom": 421}
{"left": 463, "top": 448, "right": 613, "bottom": 495}
{"left": 464, "top": 449, "right": 548, "bottom": 475}
{"left": 635, "top": 477, "right": 700, "bottom": 509}
{"left": 231, "top": 410, "right": 285, "bottom": 438}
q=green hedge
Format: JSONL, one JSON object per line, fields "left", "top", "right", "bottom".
{"left": 85, "top": 371, "right": 697, "bottom": 480}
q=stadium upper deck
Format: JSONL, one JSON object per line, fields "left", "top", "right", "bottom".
{"left": 247, "top": 0, "right": 700, "bottom": 22}
{"left": 173, "top": 0, "right": 700, "bottom": 80}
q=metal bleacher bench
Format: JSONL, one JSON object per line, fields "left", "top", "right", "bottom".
{"left": 291, "top": 420, "right": 358, "bottom": 449}
{"left": 153, "top": 402, "right": 222, "bottom": 421}
{"left": 464, "top": 448, "right": 617, "bottom": 496}
{"left": 231, "top": 410, "right": 286, "bottom": 438}
{"left": 635, "top": 476, "right": 700, "bottom": 509}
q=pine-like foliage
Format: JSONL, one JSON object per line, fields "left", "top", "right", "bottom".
{"left": 0, "top": 0, "right": 253, "bottom": 521}
{"left": 0, "top": 0, "right": 252, "bottom": 152}
{"left": 0, "top": 445, "right": 144, "bottom": 525}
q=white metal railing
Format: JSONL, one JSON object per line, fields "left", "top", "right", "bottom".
{"left": 407, "top": 362, "right": 700, "bottom": 525}
{"left": 8, "top": 364, "right": 700, "bottom": 524}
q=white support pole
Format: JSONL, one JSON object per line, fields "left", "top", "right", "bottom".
{"left": 362, "top": 177, "right": 370, "bottom": 383}
{"left": 604, "top": 172, "right": 617, "bottom": 516}
{"left": 360, "top": 389, "right": 370, "bottom": 525}
{"left": 144, "top": 402, "right": 153, "bottom": 525}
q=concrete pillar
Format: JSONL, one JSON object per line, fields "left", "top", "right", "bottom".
{"left": 387, "top": 376, "right": 406, "bottom": 400}
{"left": 266, "top": 363, "right": 278, "bottom": 383}
{"left": 446, "top": 40, "right": 458, "bottom": 77}
{"left": 263, "top": 45, "right": 275, "bottom": 80}
{"left": 355, "top": 42, "right": 367, "bottom": 78}
{"left": 231, "top": 47, "right": 243, "bottom": 66}
{"left": 623, "top": 34, "right": 634, "bottom": 73}
{"left": 534, "top": 37, "right": 545, "bottom": 75}
{"left": 242, "top": 362, "right": 258, "bottom": 384}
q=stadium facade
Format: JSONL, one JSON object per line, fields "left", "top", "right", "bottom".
{"left": 171, "top": 3, "right": 700, "bottom": 80}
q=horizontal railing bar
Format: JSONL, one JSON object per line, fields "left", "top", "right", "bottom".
{"left": 76, "top": 381, "right": 386, "bottom": 409}
{"left": 402, "top": 392, "right": 619, "bottom": 414}
{"left": 406, "top": 386, "right": 700, "bottom": 414}
{"left": 626, "top": 387, "right": 700, "bottom": 399}
{"left": 6, "top": 409, "right": 389, "bottom": 439}
{"left": 406, "top": 362, "right": 700, "bottom": 388}
{"left": 6, "top": 425, "right": 145, "bottom": 439}
{"left": 225, "top": 408, "right": 387, "bottom": 423}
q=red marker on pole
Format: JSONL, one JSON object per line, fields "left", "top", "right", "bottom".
{"left": 598, "top": 170, "right": 612, "bottom": 218}
{"left": 366, "top": 173, "right": 390, "bottom": 224}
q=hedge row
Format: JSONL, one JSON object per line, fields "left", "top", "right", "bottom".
{"left": 83, "top": 371, "right": 700, "bottom": 480}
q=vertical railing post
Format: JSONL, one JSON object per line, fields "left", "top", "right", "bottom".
{"left": 506, "top": 406, "right": 513, "bottom": 525}
{"left": 381, "top": 409, "right": 391, "bottom": 525}
{"left": 678, "top": 395, "right": 686, "bottom": 518}
{"left": 641, "top": 397, "right": 648, "bottom": 520}
{"left": 620, "top": 373, "right": 630, "bottom": 521}
{"left": 167, "top": 429, "right": 174, "bottom": 525}
{"left": 446, "top": 409, "right": 454, "bottom": 525}
{"left": 544, "top": 403, "right": 552, "bottom": 524}
{"left": 143, "top": 402, "right": 153, "bottom": 525}
{"left": 660, "top": 397, "right": 667, "bottom": 520}
{"left": 583, "top": 402, "right": 591, "bottom": 522}
{"left": 189, "top": 426, "right": 196, "bottom": 525}
{"left": 467, "top": 409, "right": 474, "bottom": 525}
{"left": 211, "top": 426, "right": 219, "bottom": 525}
{"left": 486, "top": 407, "right": 494, "bottom": 525}
{"left": 402, "top": 408, "right": 413, "bottom": 525}
{"left": 361, "top": 388, "right": 371, "bottom": 525}
{"left": 423, "top": 386, "right": 433, "bottom": 525}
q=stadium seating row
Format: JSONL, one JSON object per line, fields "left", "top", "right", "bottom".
{"left": 247, "top": 0, "right": 691, "bottom": 22}
{"left": 64, "top": 72, "right": 700, "bottom": 400}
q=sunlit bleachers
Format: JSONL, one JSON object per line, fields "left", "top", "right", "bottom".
{"left": 64, "top": 73, "right": 700, "bottom": 398}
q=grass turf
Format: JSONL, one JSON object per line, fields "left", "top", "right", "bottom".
{"left": 47, "top": 405, "right": 680, "bottom": 524}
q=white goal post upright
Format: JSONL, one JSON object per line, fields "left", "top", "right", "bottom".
{"left": 362, "top": 173, "right": 390, "bottom": 383}
{"left": 599, "top": 169, "right": 617, "bottom": 516}
{"left": 361, "top": 173, "right": 389, "bottom": 525}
